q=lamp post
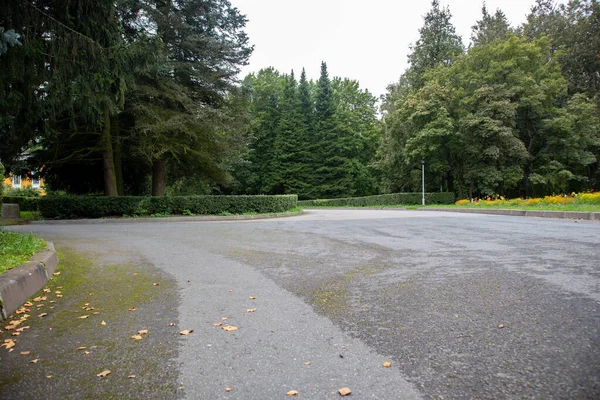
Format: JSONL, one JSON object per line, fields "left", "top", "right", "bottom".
{"left": 421, "top": 159, "right": 425, "bottom": 206}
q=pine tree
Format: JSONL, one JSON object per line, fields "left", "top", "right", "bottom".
{"left": 471, "top": 4, "right": 512, "bottom": 46}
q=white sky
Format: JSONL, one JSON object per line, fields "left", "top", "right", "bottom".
{"left": 229, "top": 0, "right": 567, "bottom": 97}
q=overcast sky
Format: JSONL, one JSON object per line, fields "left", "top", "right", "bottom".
{"left": 229, "top": 0, "right": 567, "bottom": 97}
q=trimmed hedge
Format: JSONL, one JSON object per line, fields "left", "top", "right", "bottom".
{"left": 37, "top": 195, "right": 298, "bottom": 219}
{"left": 298, "top": 192, "right": 455, "bottom": 207}
{"left": 1, "top": 196, "right": 40, "bottom": 211}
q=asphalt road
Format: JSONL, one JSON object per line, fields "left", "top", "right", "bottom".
{"left": 3, "top": 209, "right": 599, "bottom": 399}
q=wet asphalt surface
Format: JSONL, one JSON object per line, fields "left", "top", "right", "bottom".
{"left": 3, "top": 209, "right": 600, "bottom": 399}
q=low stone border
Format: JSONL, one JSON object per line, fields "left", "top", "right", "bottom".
{"left": 0, "top": 242, "right": 59, "bottom": 320}
{"left": 422, "top": 208, "right": 599, "bottom": 221}
{"left": 30, "top": 211, "right": 304, "bottom": 225}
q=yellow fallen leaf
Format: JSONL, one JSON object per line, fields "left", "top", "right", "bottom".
{"left": 169, "top": 322, "right": 176, "bottom": 326}
{"left": 222, "top": 326, "right": 238, "bottom": 332}
{"left": 101, "top": 321, "right": 107, "bottom": 326}
{"left": 128, "top": 375, "right": 136, "bottom": 379}
{"left": 212, "top": 322, "right": 223, "bottom": 327}
{"left": 138, "top": 330, "right": 148, "bottom": 335}
{"left": 84, "top": 351, "right": 90, "bottom": 355}
{"left": 338, "top": 387, "right": 352, "bottom": 396}
{"left": 21, "top": 351, "right": 31, "bottom": 355}
{"left": 77, "top": 347, "right": 87, "bottom": 350}
{"left": 24, "top": 302, "right": 33, "bottom": 307}
{"left": 249, "top": 296, "right": 256, "bottom": 300}
{"left": 56, "top": 294, "right": 63, "bottom": 298}
{"left": 43, "top": 289, "right": 51, "bottom": 293}
{"left": 97, "top": 370, "right": 111, "bottom": 377}
{"left": 304, "top": 361, "right": 311, "bottom": 365}
{"left": 498, "top": 324, "right": 505, "bottom": 329}
{"left": 225, "top": 387, "right": 232, "bottom": 392}
{"left": 39, "top": 313, "right": 48, "bottom": 318}
{"left": 131, "top": 335, "right": 143, "bottom": 341}
{"left": 152, "top": 283, "right": 159, "bottom": 286}
{"left": 179, "top": 330, "right": 194, "bottom": 335}
{"left": 132, "top": 273, "right": 139, "bottom": 276}
{"left": 246, "top": 308, "right": 257, "bottom": 313}
{"left": 11, "top": 332, "right": 20, "bottom": 337}
{"left": 128, "top": 307, "right": 136, "bottom": 311}
{"left": 9, "top": 320, "right": 21, "bottom": 326}
{"left": 286, "top": 390, "right": 299, "bottom": 396}
{"left": 4, "top": 326, "right": 15, "bottom": 331}
{"left": 46, "top": 375, "right": 52, "bottom": 379}
{"left": 53, "top": 272, "right": 61, "bottom": 276}
{"left": 92, "top": 312, "right": 100, "bottom": 315}
{"left": 54, "top": 291, "right": 61, "bottom": 294}
{"left": 30, "top": 359, "right": 39, "bottom": 363}
{"left": 78, "top": 315, "right": 89, "bottom": 319}
{"left": 383, "top": 361, "right": 392, "bottom": 368}
{"left": 221, "top": 317, "right": 228, "bottom": 321}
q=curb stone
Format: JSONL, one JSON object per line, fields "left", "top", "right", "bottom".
{"left": 30, "top": 211, "right": 305, "bottom": 225}
{"left": 421, "top": 208, "right": 599, "bottom": 221}
{"left": 0, "top": 242, "right": 59, "bottom": 320}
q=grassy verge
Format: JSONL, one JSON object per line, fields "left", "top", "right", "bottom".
{"left": 301, "top": 204, "right": 600, "bottom": 212}
{"left": 0, "top": 231, "right": 46, "bottom": 275}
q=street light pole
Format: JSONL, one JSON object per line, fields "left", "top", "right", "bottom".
{"left": 422, "top": 159, "right": 425, "bottom": 206}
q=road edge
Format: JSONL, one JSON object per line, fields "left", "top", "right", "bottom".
{"left": 30, "top": 210, "right": 305, "bottom": 225}
{"left": 422, "top": 208, "right": 599, "bottom": 220}
{"left": 0, "top": 242, "right": 59, "bottom": 319}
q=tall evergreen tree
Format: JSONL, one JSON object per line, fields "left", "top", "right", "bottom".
{"left": 406, "top": 0, "right": 464, "bottom": 89}
{"left": 471, "top": 4, "right": 513, "bottom": 46}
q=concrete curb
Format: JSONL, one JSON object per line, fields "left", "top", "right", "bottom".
{"left": 30, "top": 211, "right": 305, "bottom": 225}
{"left": 0, "top": 242, "right": 59, "bottom": 320}
{"left": 422, "top": 208, "right": 599, "bottom": 221}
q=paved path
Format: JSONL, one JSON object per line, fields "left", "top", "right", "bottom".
{"left": 3, "top": 209, "right": 600, "bottom": 399}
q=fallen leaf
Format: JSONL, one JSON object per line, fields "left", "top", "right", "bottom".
{"left": 286, "top": 390, "right": 299, "bottom": 396}
{"left": 229, "top": 290, "right": 233, "bottom": 293}
{"left": 54, "top": 291, "right": 62, "bottom": 294}
{"left": 46, "top": 375, "right": 52, "bottom": 379}
{"left": 338, "top": 387, "right": 352, "bottom": 396}
{"left": 498, "top": 324, "right": 505, "bottom": 329}
{"left": 84, "top": 351, "right": 90, "bottom": 355}
{"left": 43, "top": 289, "right": 51, "bottom": 293}
{"left": 383, "top": 362, "right": 392, "bottom": 368}
{"left": 24, "top": 302, "right": 33, "bottom": 307}
{"left": 179, "top": 330, "right": 194, "bottom": 335}
{"left": 39, "top": 313, "right": 48, "bottom": 318}
{"left": 128, "top": 307, "right": 136, "bottom": 311}
{"left": 97, "top": 370, "right": 111, "bottom": 378}
{"left": 152, "top": 283, "right": 159, "bottom": 286}
{"left": 101, "top": 321, "right": 107, "bottom": 326}
{"left": 20, "top": 351, "right": 31, "bottom": 355}
{"left": 132, "top": 273, "right": 139, "bottom": 276}
{"left": 169, "top": 322, "right": 176, "bottom": 326}
{"left": 78, "top": 315, "right": 89, "bottom": 319}
{"left": 131, "top": 335, "right": 143, "bottom": 341}
{"left": 225, "top": 387, "right": 232, "bottom": 392}
{"left": 221, "top": 317, "right": 228, "bottom": 321}
{"left": 11, "top": 332, "right": 20, "bottom": 337}
{"left": 222, "top": 326, "right": 238, "bottom": 332}
{"left": 138, "top": 330, "right": 148, "bottom": 335}
{"left": 128, "top": 375, "right": 136, "bottom": 379}
{"left": 8, "top": 348, "right": 14, "bottom": 353}
{"left": 4, "top": 326, "right": 15, "bottom": 331}
{"left": 53, "top": 272, "right": 61, "bottom": 276}
{"left": 77, "top": 347, "right": 87, "bottom": 350}
{"left": 249, "top": 296, "right": 256, "bottom": 300}
{"left": 30, "top": 359, "right": 39, "bottom": 363}
{"left": 304, "top": 362, "right": 311, "bottom": 365}
{"left": 92, "top": 312, "right": 100, "bottom": 315}
{"left": 9, "top": 320, "right": 21, "bottom": 326}
{"left": 212, "top": 322, "right": 223, "bottom": 327}
{"left": 56, "top": 294, "right": 63, "bottom": 298}
{"left": 246, "top": 308, "right": 257, "bottom": 313}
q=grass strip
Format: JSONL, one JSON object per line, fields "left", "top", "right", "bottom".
{"left": 0, "top": 231, "right": 46, "bottom": 274}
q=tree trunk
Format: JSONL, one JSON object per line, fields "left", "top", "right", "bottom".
{"left": 102, "top": 110, "right": 118, "bottom": 196}
{"left": 112, "top": 115, "right": 124, "bottom": 196}
{"left": 152, "top": 159, "right": 166, "bottom": 196}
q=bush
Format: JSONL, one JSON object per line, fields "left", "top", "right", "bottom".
{"left": 0, "top": 163, "right": 4, "bottom": 196}
{"left": 297, "top": 192, "right": 454, "bottom": 207}
{"left": 38, "top": 195, "right": 298, "bottom": 219}
{"left": 3, "top": 186, "right": 41, "bottom": 197}
{"left": 1, "top": 196, "right": 40, "bottom": 211}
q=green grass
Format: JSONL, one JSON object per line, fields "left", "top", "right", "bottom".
{"left": 0, "top": 231, "right": 46, "bottom": 275}
{"left": 301, "top": 203, "right": 599, "bottom": 212}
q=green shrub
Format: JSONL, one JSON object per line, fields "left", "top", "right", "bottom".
{"left": 1, "top": 196, "right": 40, "bottom": 211}
{"left": 3, "top": 186, "right": 41, "bottom": 197}
{"left": 297, "top": 192, "right": 455, "bottom": 207}
{"left": 0, "top": 163, "right": 4, "bottom": 196}
{"left": 38, "top": 195, "right": 298, "bottom": 219}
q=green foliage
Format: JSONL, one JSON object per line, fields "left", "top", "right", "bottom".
{"left": 38, "top": 195, "right": 298, "bottom": 219}
{"left": 298, "top": 192, "right": 454, "bottom": 207}
{"left": 0, "top": 196, "right": 40, "bottom": 212}
{"left": 3, "top": 186, "right": 41, "bottom": 197}
{"left": 0, "top": 231, "right": 46, "bottom": 275}
{"left": 0, "top": 162, "right": 4, "bottom": 196}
